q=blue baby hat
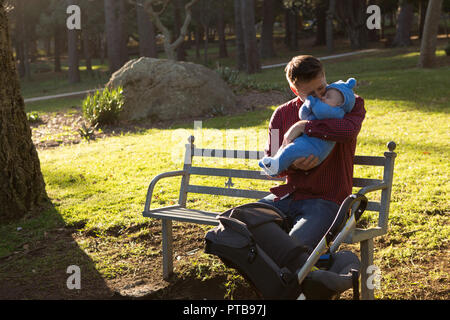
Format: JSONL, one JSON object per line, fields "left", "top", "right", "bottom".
{"left": 327, "top": 78, "right": 357, "bottom": 113}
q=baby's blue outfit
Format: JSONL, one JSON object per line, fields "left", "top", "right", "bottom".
{"left": 259, "top": 78, "right": 357, "bottom": 177}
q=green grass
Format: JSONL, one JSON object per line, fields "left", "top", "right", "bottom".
{"left": 1, "top": 46, "right": 449, "bottom": 299}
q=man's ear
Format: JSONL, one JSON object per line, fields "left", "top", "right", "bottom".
{"left": 290, "top": 86, "right": 299, "bottom": 96}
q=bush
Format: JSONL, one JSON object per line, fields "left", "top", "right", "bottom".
{"left": 82, "top": 86, "right": 124, "bottom": 126}
{"left": 445, "top": 42, "right": 450, "bottom": 56}
{"left": 215, "top": 64, "right": 240, "bottom": 84}
{"left": 26, "top": 111, "right": 41, "bottom": 123}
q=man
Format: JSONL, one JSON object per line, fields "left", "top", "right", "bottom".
{"left": 259, "top": 55, "right": 366, "bottom": 250}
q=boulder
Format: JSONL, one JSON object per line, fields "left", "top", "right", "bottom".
{"left": 106, "top": 57, "right": 236, "bottom": 122}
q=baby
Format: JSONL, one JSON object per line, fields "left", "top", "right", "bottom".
{"left": 259, "top": 78, "right": 357, "bottom": 177}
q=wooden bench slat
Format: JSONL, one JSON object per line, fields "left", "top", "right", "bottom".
{"left": 354, "top": 155, "right": 386, "bottom": 166}
{"left": 353, "top": 177, "right": 384, "bottom": 187}
{"left": 193, "top": 148, "right": 386, "bottom": 167}
{"left": 194, "top": 148, "right": 265, "bottom": 159}
{"left": 190, "top": 167, "right": 383, "bottom": 188}
{"left": 187, "top": 185, "right": 271, "bottom": 199}
{"left": 189, "top": 166, "right": 284, "bottom": 181}
{"left": 144, "top": 207, "right": 219, "bottom": 226}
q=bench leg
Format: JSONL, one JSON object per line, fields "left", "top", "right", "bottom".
{"left": 162, "top": 219, "right": 173, "bottom": 280}
{"left": 360, "top": 238, "right": 375, "bottom": 300}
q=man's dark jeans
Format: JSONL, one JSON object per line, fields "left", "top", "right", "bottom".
{"left": 258, "top": 194, "right": 342, "bottom": 250}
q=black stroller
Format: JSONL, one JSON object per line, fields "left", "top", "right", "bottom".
{"left": 205, "top": 193, "right": 368, "bottom": 300}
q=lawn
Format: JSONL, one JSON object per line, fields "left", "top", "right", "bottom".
{"left": 1, "top": 45, "right": 449, "bottom": 299}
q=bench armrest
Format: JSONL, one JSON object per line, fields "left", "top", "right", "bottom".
{"left": 358, "top": 182, "right": 388, "bottom": 195}
{"left": 143, "top": 170, "right": 187, "bottom": 213}
{"left": 343, "top": 181, "right": 390, "bottom": 243}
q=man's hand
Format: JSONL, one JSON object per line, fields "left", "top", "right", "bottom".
{"left": 282, "top": 120, "right": 308, "bottom": 147}
{"left": 289, "top": 154, "right": 319, "bottom": 171}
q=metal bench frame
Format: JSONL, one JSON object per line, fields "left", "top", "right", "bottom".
{"left": 143, "top": 135, "right": 397, "bottom": 300}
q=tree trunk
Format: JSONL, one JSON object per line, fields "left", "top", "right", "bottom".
{"left": 195, "top": 25, "right": 202, "bottom": 59}
{"left": 0, "top": 3, "right": 49, "bottom": 223}
{"left": 392, "top": 0, "right": 414, "bottom": 47}
{"left": 136, "top": 0, "right": 157, "bottom": 58}
{"left": 338, "top": 0, "right": 367, "bottom": 49}
{"left": 286, "top": 8, "right": 299, "bottom": 51}
{"left": 418, "top": 0, "right": 427, "bottom": 39}
{"left": 118, "top": 0, "right": 129, "bottom": 65}
{"left": 217, "top": 0, "right": 228, "bottom": 58}
{"left": 326, "top": 0, "right": 336, "bottom": 53}
{"left": 54, "top": 26, "right": 62, "bottom": 72}
{"left": 104, "top": 0, "right": 122, "bottom": 73}
{"left": 418, "top": 0, "right": 443, "bottom": 68}
{"left": 336, "top": 0, "right": 367, "bottom": 50}
{"left": 240, "top": 0, "right": 260, "bottom": 74}
{"left": 173, "top": 0, "right": 186, "bottom": 61}
{"left": 260, "top": 0, "right": 275, "bottom": 58}
{"left": 16, "top": 0, "right": 31, "bottom": 80}
{"left": 82, "top": 30, "right": 92, "bottom": 73}
{"left": 66, "top": 0, "right": 80, "bottom": 83}
{"left": 203, "top": 24, "right": 209, "bottom": 65}
{"left": 234, "top": 0, "right": 246, "bottom": 70}
{"left": 314, "top": 0, "right": 327, "bottom": 46}
{"left": 367, "top": 0, "right": 380, "bottom": 42}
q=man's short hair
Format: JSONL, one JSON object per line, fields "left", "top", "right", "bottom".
{"left": 285, "top": 55, "right": 324, "bottom": 86}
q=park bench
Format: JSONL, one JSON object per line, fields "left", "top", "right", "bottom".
{"left": 142, "top": 135, "right": 397, "bottom": 300}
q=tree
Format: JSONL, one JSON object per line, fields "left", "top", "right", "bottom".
{"left": 216, "top": 0, "right": 228, "bottom": 58}
{"left": 104, "top": 0, "right": 123, "bottom": 72}
{"left": 0, "top": 1, "right": 49, "bottom": 222}
{"left": 335, "top": 0, "right": 368, "bottom": 50}
{"left": 13, "top": 0, "right": 31, "bottom": 79}
{"left": 37, "top": 0, "right": 66, "bottom": 73}
{"left": 136, "top": 0, "right": 157, "bottom": 57}
{"left": 326, "top": 0, "right": 336, "bottom": 53}
{"left": 392, "top": 0, "right": 414, "bottom": 47}
{"left": 418, "top": 0, "right": 443, "bottom": 68}
{"left": 260, "top": 0, "right": 276, "bottom": 58}
{"left": 284, "top": 5, "right": 299, "bottom": 51}
{"left": 314, "top": 0, "right": 327, "bottom": 46}
{"left": 234, "top": 0, "right": 260, "bottom": 74}
{"left": 66, "top": 0, "right": 80, "bottom": 83}
{"left": 135, "top": 0, "right": 200, "bottom": 61}
{"left": 234, "top": 0, "right": 246, "bottom": 70}
{"left": 195, "top": 0, "right": 215, "bottom": 64}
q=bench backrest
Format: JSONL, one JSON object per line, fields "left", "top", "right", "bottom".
{"left": 179, "top": 136, "right": 396, "bottom": 232}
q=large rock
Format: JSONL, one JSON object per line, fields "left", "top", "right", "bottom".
{"left": 106, "top": 57, "right": 236, "bottom": 122}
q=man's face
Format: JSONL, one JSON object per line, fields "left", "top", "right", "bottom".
{"left": 291, "top": 74, "right": 327, "bottom": 101}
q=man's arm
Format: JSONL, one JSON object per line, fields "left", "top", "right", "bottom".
{"left": 304, "top": 96, "right": 366, "bottom": 143}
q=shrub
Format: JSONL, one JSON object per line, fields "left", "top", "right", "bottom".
{"left": 215, "top": 64, "right": 240, "bottom": 84}
{"left": 445, "top": 42, "right": 450, "bottom": 56}
{"left": 26, "top": 111, "right": 41, "bottom": 123}
{"left": 82, "top": 86, "right": 124, "bottom": 126}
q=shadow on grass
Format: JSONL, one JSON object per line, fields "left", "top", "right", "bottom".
{"left": 0, "top": 204, "right": 114, "bottom": 299}
{"left": 136, "top": 273, "right": 260, "bottom": 300}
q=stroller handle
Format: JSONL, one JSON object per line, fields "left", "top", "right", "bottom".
{"left": 325, "top": 193, "right": 368, "bottom": 245}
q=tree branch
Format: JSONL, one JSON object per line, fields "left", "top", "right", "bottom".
{"left": 129, "top": 0, "right": 200, "bottom": 60}
{"left": 170, "top": 0, "right": 199, "bottom": 50}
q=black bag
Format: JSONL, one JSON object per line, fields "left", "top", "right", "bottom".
{"left": 205, "top": 202, "right": 362, "bottom": 300}
{"left": 205, "top": 202, "right": 310, "bottom": 299}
